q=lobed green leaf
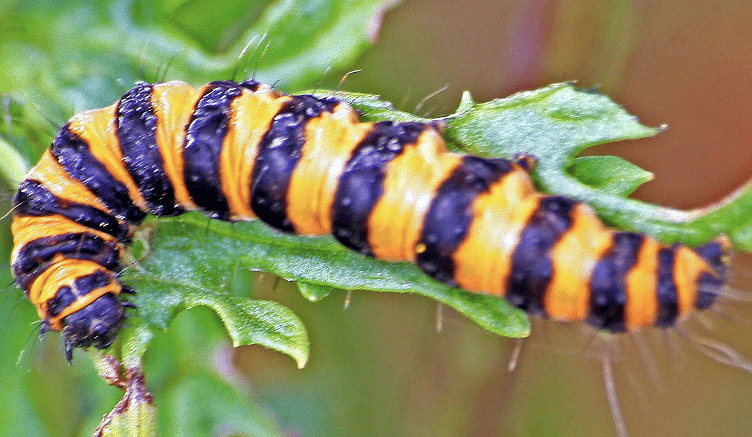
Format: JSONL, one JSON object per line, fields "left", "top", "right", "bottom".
{"left": 121, "top": 217, "right": 311, "bottom": 368}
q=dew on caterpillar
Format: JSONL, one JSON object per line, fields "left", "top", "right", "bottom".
{"left": 9, "top": 79, "right": 749, "bottom": 437}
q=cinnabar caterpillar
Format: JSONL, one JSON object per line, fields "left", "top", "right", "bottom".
{"left": 10, "top": 79, "right": 728, "bottom": 360}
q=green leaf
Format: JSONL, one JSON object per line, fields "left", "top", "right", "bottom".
{"left": 439, "top": 83, "right": 752, "bottom": 249}
{"left": 121, "top": 219, "right": 311, "bottom": 368}
{"left": 569, "top": 155, "right": 654, "bottom": 197}
{"left": 442, "top": 83, "right": 660, "bottom": 157}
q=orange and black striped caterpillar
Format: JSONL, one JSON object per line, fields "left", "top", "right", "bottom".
{"left": 11, "top": 79, "right": 728, "bottom": 361}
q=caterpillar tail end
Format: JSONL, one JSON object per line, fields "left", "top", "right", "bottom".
{"left": 695, "top": 235, "right": 732, "bottom": 277}
{"left": 694, "top": 235, "right": 732, "bottom": 311}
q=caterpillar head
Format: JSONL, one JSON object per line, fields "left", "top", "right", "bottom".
{"left": 58, "top": 294, "right": 127, "bottom": 362}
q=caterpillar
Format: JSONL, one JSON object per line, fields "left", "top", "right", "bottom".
{"left": 10, "top": 79, "right": 728, "bottom": 362}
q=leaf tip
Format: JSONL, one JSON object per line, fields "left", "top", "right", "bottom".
{"left": 298, "top": 282, "right": 334, "bottom": 301}
{"left": 456, "top": 91, "right": 475, "bottom": 113}
{"left": 366, "top": 0, "right": 404, "bottom": 43}
{"left": 296, "top": 355, "right": 308, "bottom": 369}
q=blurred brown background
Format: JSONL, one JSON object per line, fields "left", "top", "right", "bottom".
{"left": 236, "top": 1, "right": 752, "bottom": 437}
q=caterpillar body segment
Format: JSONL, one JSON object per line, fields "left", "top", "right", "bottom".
{"left": 10, "top": 79, "right": 728, "bottom": 359}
